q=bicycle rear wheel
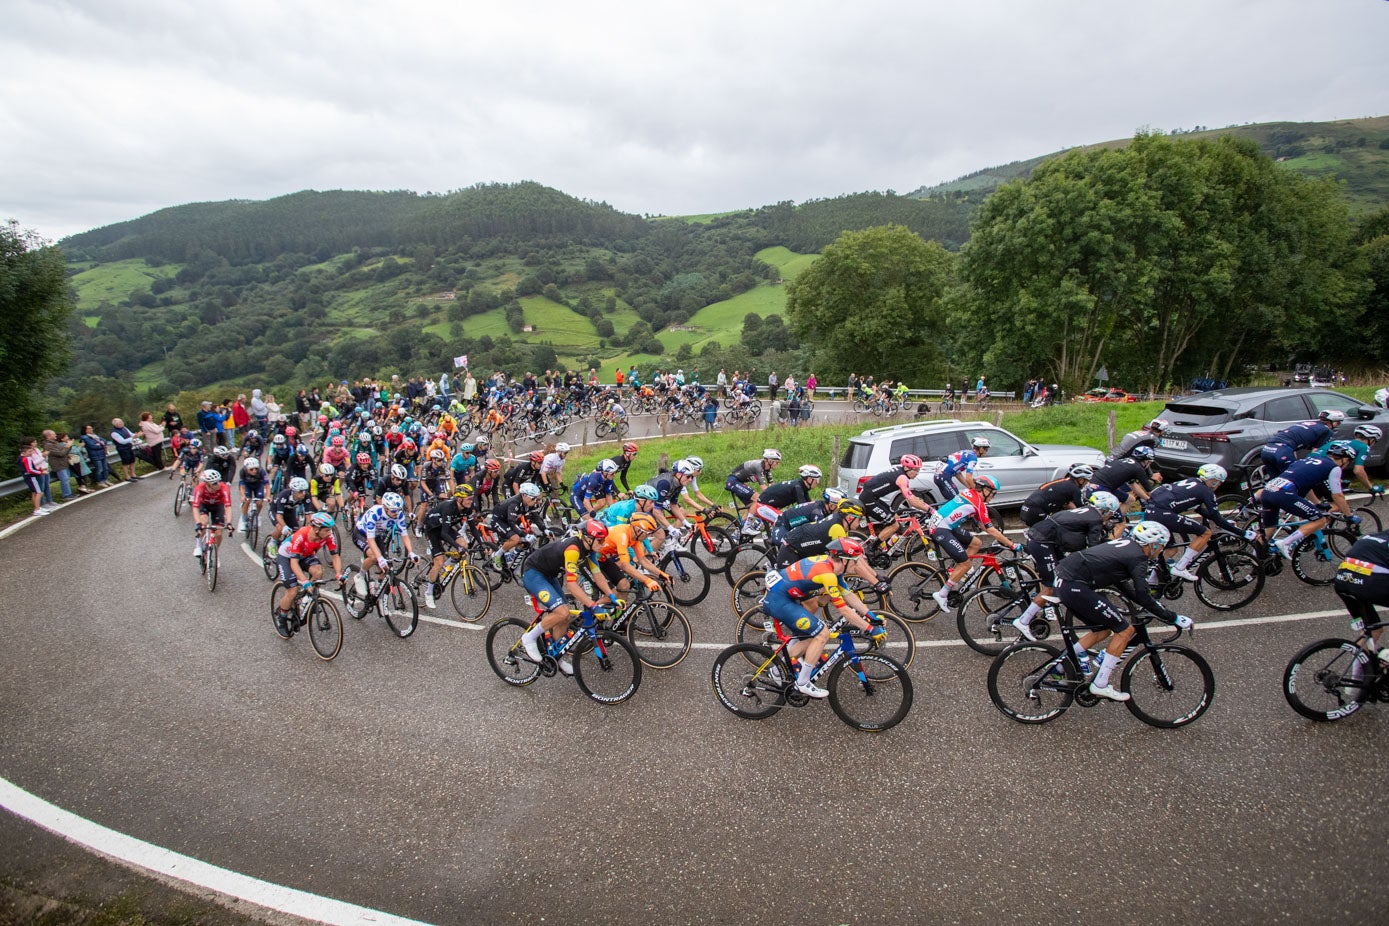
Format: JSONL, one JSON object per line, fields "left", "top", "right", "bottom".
{"left": 1120, "top": 644, "right": 1215, "bottom": 728}
{"left": 1291, "top": 530, "right": 1356, "bottom": 586}
{"left": 383, "top": 580, "right": 419, "bottom": 638}
{"left": 205, "top": 543, "right": 219, "bottom": 592}
{"left": 307, "top": 599, "right": 344, "bottom": 661}
{"left": 485, "top": 617, "right": 542, "bottom": 687}
{"left": 448, "top": 563, "right": 492, "bottom": 622}
{"left": 1283, "top": 638, "right": 1371, "bottom": 722}
{"left": 730, "top": 569, "right": 770, "bottom": 619}
{"left": 1353, "top": 506, "right": 1383, "bottom": 532}
{"left": 884, "top": 560, "right": 947, "bottom": 623}
{"left": 710, "top": 643, "right": 785, "bottom": 720}
{"left": 1194, "top": 549, "right": 1264, "bottom": 611}
{"left": 827, "top": 653, "right": 913, "bottom": 732}
{"left": 624, "top": 600, "right": 692, "bottom": 669}
{"left": 658, "top": 551, "right": 710, "bottom": 606}
{"left": 987, "top": 642, "right": 1075, "bottom": 724}
{"left": 689, "top": 525, "right": 739, "bottom": 575}
{"left": 572, "top": 630, "right": 641, "bottom": 704}
{"left": 956, "top": 585, "right": 1032, "bottom": 655}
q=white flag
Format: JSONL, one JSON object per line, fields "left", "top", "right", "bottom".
{"left": 453, "top": 355, "right": 467, "bottom": 369}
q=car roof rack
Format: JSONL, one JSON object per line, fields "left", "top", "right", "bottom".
{"left": 855, "top": 419, "right": 968, "bottom": 439}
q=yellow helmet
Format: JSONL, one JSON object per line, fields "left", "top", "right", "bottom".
{"left": 630, "top": 512, "right": 659, "bottom": 533}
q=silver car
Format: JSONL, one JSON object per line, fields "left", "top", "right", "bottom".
{"left": 837, "top": 420, "right": 1104, "bottom": 506}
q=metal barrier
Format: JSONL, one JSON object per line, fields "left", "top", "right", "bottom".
{"left": 0, "top": 445, "right": 141, "bottom": 500}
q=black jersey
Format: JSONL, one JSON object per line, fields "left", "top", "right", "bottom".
{"left": 727, "top": 459, "right": 772, "bottom": 487}
{"left": 1145, "top": 479, "right": 1240, "bottom": 534}
{"left": 758, "top": 478, "right": 811, "bottom": 510}
{"left": 1019, "top": 478, "right": 1083, "bottom": 526}
{"left": 858, "top": 466, "right": 910, "bottom": 505}
{"left": 1054, "top": 540, "right": 1177, "bottom": 622}
{"left": 1091, "top": 458, "right": 1147, "bottom": 491}
{"left": 779, "top": 514, "right": 851, "bottom": 563}
{"left": 1030, "top": 506, "right": 1110, "bottom": 553}
{"left": 525, "top": 537, "right": 585, "bottom": 581}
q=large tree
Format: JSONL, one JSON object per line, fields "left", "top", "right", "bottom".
{"left": 785, "top": 224, "right": 954, "bottom": 383}
{"left": 0, "top": 221, "right": 75, "bottom": 474}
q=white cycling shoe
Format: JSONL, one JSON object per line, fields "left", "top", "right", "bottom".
{"left": 1170, "top": 566, "right": 1199, "bottom": 582}
{"left": 794, "top": 680, "right": 829, "bottom": 699}
{"left": 520, "top": 634, "right": 543, "bottom": 664}
{"left": 1012, "top": 615, "right": 1038, "bottom": 642}
{"left": 1089, "top": 681, "right": 1130, "bottom": 702}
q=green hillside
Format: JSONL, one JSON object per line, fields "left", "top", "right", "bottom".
{"left": 69, "top": 258, "right": 181, "bottom": 311}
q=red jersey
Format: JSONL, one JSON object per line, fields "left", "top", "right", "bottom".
{"left": 192, "top": 483, "right": 232, "bottom": 508}
{"left": 281, "top": 525, "right": 340, "bottom": 559}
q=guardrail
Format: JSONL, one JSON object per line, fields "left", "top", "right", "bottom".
{"left": 0, "top": 445, "right": 139, "bottom": 500}
{"left": 799, "top": 388, "right": 1017, "bottom": 402}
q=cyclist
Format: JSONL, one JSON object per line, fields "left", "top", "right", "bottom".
{"left": 322, "top": 434, "right": 349, "bottom": 472}
{"left": 726, "top": 449, "right": 781, "bottom": 537}
{"left": 239, "top": 426, "right": 265, "bottom": 465}
{"left": 272, "top": 511, "right": 344, "bottom": 638}
{"left": 1014, "top": 491, "right": 1124, "bottom": 639}
{"left": 644, "top": 460, "right": 696, "bottom": 532}
{"left": 489, "top": 482, "right": 545, "bottom": 570}
{"left": 286, "top": 443, "right": 314, "bottom": 482}
{"left": 1088, "top": 446, "right": 1158, "bottom": 513}
{"left": 858, "top": 454, "right": 936, "bottom": 551}
{"left": 1143, "top": 463, "right": 1257, "bottom": 581}
{"left": 606, "top": 442, "right": 640, "bottom": 496}
{"left": 268, "top": 477, "right": 311, "bottom": 555}
{"left": 1334, "top": 530, "right": 1389, "bottom": 666}
{"left": 1259, "top": 409, "right": 1344, "bottom": 479}
{"left": 776, "top": 499, "right": 871, "bottom": 576}
{"left": 420, "top": 484, "right": 479, "bottom": 609}
{"left": 677, "top": 456, "right": 721, "bottom": 513}
{"left": 600, "top": 484, "right": 662, "bottom": 528}
{"left": 1257, "top": 442, "right": 1358, "bottom": 560}
{"left": 191, "top": 469, "right": 232, "bottom": 560}
{"left": 591, "top": 511, "right": 666, "bottom": 595}
{"left": 571, "top": 459, "right": 620, "bottom": 517}
{"left": 376, "top": 463, "right": 412, "bottom": 504}
{"left": 450, "top": 442, "right": 478, "bottom": 489}
{"left": 207, "top": 444, "right": 237, "bottom": 484}
{"left": 929, "top": 474, "right": 1022, "bottom": 611}
{"left": 1018, "top": 463, "right": 1093, "bottom": 527}
{"left": 352, "top": 491, "right": 418, "bottom": 586}
{"left": 177, "top": 437, "right": 206, "bottom": 480}
{"left": 308, "top": 462, "right": 341, "bottom": 516}
{"left": 1310, "top": 423, "right": 1383, "bottom": 495}
{"left": 1106, "top": 418, "right": 1169, "bottom": 465}
{"left": 506, "top": 451, "right": 544, "bottom": 498}
{"left": 517, "top": 519, "right": 615, "bottom": 674}
{"left": 266, "top": 434, "right": 292, "bottom": 486}
{"left": 1052, "top": 522, "right": 1191, "bottom": 702}
{"left": 539, "top": 441, "right": 571, "bottom": 494}
{"left": 344, "top": 452, "right": 376, "bottom": 509}
{"left": 771, "top": 488, "right": 847, "bottom": 546}
{"left": 934, "top": 437, "right": 991, "bottom": 501}
{"left": 762, "top": 538, "right": 886, "bottom": 699}
{"left": 415, "top": 448, "right": 453, "bottom": 528}
{"left": 757, "top": 464, "right": 823, "bottom": 513}
{"left": 236, "top": 455, "right": 268, "bottom": 534}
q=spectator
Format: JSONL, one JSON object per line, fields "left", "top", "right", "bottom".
{"left": 163, "top": 403, "right": 184, "bottom": 449}
{"left": 232, "top": 394, "right": 250, "bottom": 446}
{"left": 265, "top": 394, "right": 283, "bottom": 431}
{"left": 768, "top": 370, "right": 779, "bottom": 400}
{"left": 463, "top": 372, "right": 477, "bottom": 403}
{"left": 139, "top": 412, "right": 165, "bottom": 471}
{"left": 786, "top": 390, "right": 801, "bottom": 428}
{"left": 249, "top": 389, "right": 270, "bottom": 438}
{"left": 216, "top": 401, "right": 234, "bottom": 449}
{"left": 80, "top": 424, "right": 111, "bottom": 488}
{"left": 196, "top": 400, "right": 219, "bottom": 441}
{"left": 43, "top": 429, "right": 83, "bottom": 499}
{"left": 703, "top": 393, "right": 718, "bottom": 432}
{"left": 19, "top": 437, "right": 50, "bottom": 517}
{"left": 806, "top": 373, "right": 817, "bottom": 399}
{"left": 799, "top": 388, "right": 813, "bottom": 426}
{"left": 110, "top": 418, "right": 140, "bottom": 481}
{"left": 295, "top": 389, "right": 312, "bottom": 430}
{"left": 72, "top": 436, "right": 94, "bottom": 490}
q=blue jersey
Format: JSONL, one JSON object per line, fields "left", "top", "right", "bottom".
{"left": 940, "top": 450, "right": 978, "bottom": 479}
{"left": 1265, "top": 456, "right": 1344, "bottom": 496}
{"left": 571, "top": 471, "right": 614, "bottom": 504}
{"left": 600, "top": 499, "right": 638, "bottom": 527}
{"left": 450, "top": 452, "right": 477, "bottom": 479}
{"left": 1268, "top": 421, "right": 1332, "bottom": 451}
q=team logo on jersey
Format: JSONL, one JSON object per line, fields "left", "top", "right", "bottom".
{"left": 537, "top": 590, "right": 552, "bottom": 604}
{"left": 795, "top": 616, "right": 812, "bottom": 631}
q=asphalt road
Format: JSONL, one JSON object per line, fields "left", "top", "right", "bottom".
{"left": 2, "top": 481, "right": 1387, "bottom": 925}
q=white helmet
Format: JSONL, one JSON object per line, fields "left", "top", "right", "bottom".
{"left": 289, "top": 477, "right": 309, "bottom": 493}
{"left": 1128, "top": 521, "right": 1171, "bottom": 548}
{"left": 971, "top": 436, "right": 991, "bottom": 449}
{"left": 598, "top": 459, "right": 618, "bottom": 475}
{"left": 1318, "top": 409, "right": 1346, "bottom": 425}
{"left": 673, "top": 460, "right": 695, "bottom": 476}
{"left": 685, "top": 456, "right": 705, "bottom": 470}
{"left": 762, "top": 448, "right": 782, "bottom": 461}
{"left": 1196, "top": 463, "right": 1227, "bottom": 483}
{"left": 520, "top": 482, "right": 542, "bottom": 498}
{"left": 390, "top": 464, "right": 408, "bottom": 480}
{"left": 798, "top": 464, "right": 823, "bottom": 479}
{"left": 318, "top": 462, "right": 336, "bottom": 477}
{"left": 1087, "top": 491, "right": 1121, "bottom": 514}
{"left": 555, "top": 442, "right": 571, "bottom": 453}
{"left": 823, "top": 487, "right": 846, "bottom": 505}
{"left": 381, "top": 492, "right": 404, "bottom": 514}
{"left": 200, "top": 470, "right": 221, "bottom": 484}
{"left": 1354, "top": 424, "right": 1383, "bottom": 442}
{"left": 244, "top": 456, "right": 260, "bottom": 470}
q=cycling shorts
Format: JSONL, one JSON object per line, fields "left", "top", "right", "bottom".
{"left": 240, "top": 483, "right": 266, "bottom": 500}
{"left": 521, "top": 570, "right": 566, "bottom": 612}
{"left": 863, "top": 496, "right": 898, "bottom": 526}
{"left": 1089, "top": 482, "right": 1131, "bottom": 504}
{"left": 1260, "top": 443, "right": 1297, "bottom": 478}
{"left": 1258, "top": 489, "right": 1322, "bottom": 530}
{"left": 276, "top": 553, "right": 321, "bottom": 584}
{"left": 929, "top": 524, "right": 973, "bottom": 564}
{"left": 725, "top": 477, "right": 756, "bottom": 505}
{"left": 933, "top": 472, "right": 958, "bottom": 502}
{"left": 426, "top": 525, "right": 461, "bottom": 558}
{"left": 1142, "top": 509, "right": 1205, "bottom": 539}
{"left": 1334, "top": 572, "right": 1389, "bottom": 628}
{"left": 1055, "top": 580, "right": 1129, "bottom": 633}
{"left": 761, "top": 592, "right": 825, "bottom": 639}
{"left": 197, "top": 502, "right": 227, "bottom": 525}
{"left": 1024, "top": 538, "right": 1058, "bottom": 587}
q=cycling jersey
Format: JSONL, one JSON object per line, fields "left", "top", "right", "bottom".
{"left": 607, "top": 453, "right": 635, "bottom": 492}
{"left": 323, "top": 447, "right": 349, "bottom": 469}
{"left": 644, "top": 474, "right": 683, "bottom": 511}
{"left": 345, "top": 466, "right": 375, "bottom": 495}
{"left": 238, "top": 464, "right": 266, "bottom": 489}
{"left": 526, "top": 536, "right": 585, "bottom": 582}
{"left": 1019, "top": 478, "right": 1083, "bottom": 526}
{"left": 930, "top": 488, "right": 991, "bottom": 530}
{"left": 281, "top": 525, "right": 339, "bottom": 559}
{"left": 1053, "top": 539, "right": 1178, "bottom": 624}
{"left": 207, "top": 456, "right": 235, "bottom": 482}
{"left": 767, "top": 556, "right": 847, "bottom": 609}
{"left": 757, "top": 479, "right": 810, "bottom": 510}
{"left": 1144, "top": 479, "right": 1241, "bottom": 535}
{"left": 775, "top": 498, "right": 833, "bottom": 536}
{"left": 858, "top": 466, "right": 915, "bottom": 507}
{"left": 374, "top": 476, "right": 410, "bottom": 501}
{"left": 266, "top": 447, "right": 290, "bottom": 469}
{"left": 1310, "top": 438, "right": 1370, "bottom": 468}
{"left": 1267, "top": 420, "right": 1333, "bottom": 450}
{"left": 571, "top": 471, "right": 614, "bottom": 509}
{"left": 450, "top": 451, "right": 478, "bottom": 480}
{"left": 356, "top": 504, "right": 407, "bottom": 538}
{"left": 777, "top": 514, "right": 850, "bottom": 565}
{"left": 540, "top": 452, "right": 566, "bottom": 476}
{"left": 192, "top": 483, "right": 231, "bottom": 509}
{"left": 1264, "top": 456, "right": 1344, "bottom": 497}
{"left": 939, "top": 449, "right": 978, "bottom": 479}
{"left": 596, "top": 523, "right": 652, "bottom": 565}
{"left": 1106, "top": 429, "right": 1157, "bottom": 464}
{"left": 1028, "top": 506, "right": 1111, "bottom": 553}
{"left": 727, "top": 459, "right": 772, "bottom": 489}
{"left": 309, "top": 477, "right": 339, "bottom": 501}
{"left": 422, "top": 497, "right": 473, "bottom": 531}
{"left": 417, "top": 462, "right": 450, "bottom": 497}
{"left": 1091, "top": 458, "right": 1146, "bottom": 492}
{"left": 491, "top": 494, "right": 533, "bottom": 528}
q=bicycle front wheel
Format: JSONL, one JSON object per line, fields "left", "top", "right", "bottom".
{"left": 246, "top": 515, "right": 259, "bottom": 553}
{"left": 572, "top": 630, "right": 641, "bottom": 705}
{"left": 987, "top": 642, "right": 1075, "bottom": 724}
{"left": 261, "top": 536, "right": 279, "bottom": 581}
{"left": 384, "top": 581, "right": 419, "bottom": 638}
{"left": 710, "top": 643, "right": 785, "bottom": 720}
{"left": 1194, "top": 549, "right": 1264, "bottom": 611}
{"left": 884, "top": 560, "right": 947, "bottom": 623}
{"left": 724, "top": 542, "right": 772, "bottom": 587}
{"left": 841, "top": 611, "right": 917, "bottom": 669}
{"left": 448, "top": 563, "right": 492, "bottom": 622}
{"left": 1121, "top": 644, "right": 1215, "bottom": 728}
{"left": 625, "top": 600, "right": 692, "bottom": 669}
{"left": 1353, "top": 506, "right": 1383, "bottom": 532}
{"left": 658, "top": 551, "right": 710, "bottom": 606}
{"left": 173, "top": 484, "right": 186, "bottom": 517}
{"left": 827, "top": 653, "right": 913, "bottom": 732}
{"left": 1283, "top": 638, "right": 1370, "bottom": 722}
{"left": 205, "top": 544, "right": 219, "bottom": 592}
{"left": 485, "top": 617, "right": 542, "bottom": 687}
{"left": 689, "top": 525, "right": 739, "bottom": 575}
{"left": 730, "top": 569, "right": 770, "bottom": 619}
{"left": 307, "top": 599, "right": 344, "bottom": 661}
{"left": 340, "top": 566, "right": 368, "bottom": 619}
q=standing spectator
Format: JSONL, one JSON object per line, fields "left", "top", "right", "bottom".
{"left": 139, "top": 412, "right": 166, "bottom": 471}
{"left": 162, "top": 403, "right": 184, "bottom": 456}
{"left": 295, "top": 389, "right": 312, "bottom": 430}
{"left": 19, "top": 437, "right": 50, "bottom": 517}
{"left": 768, "top": 371, "right": 779, "bottom": 401}
{"left": 249, "top": 389, "right": 270, "bottom": 438}
{"left": 703, "top": 393, "right": 718, "bottom": 432}
{"left": 783, "top": 373, "right": 796, "bottom": 397}
{"left": 786, "top": 390, "right": 801, "bottom": 428}
{"left": 438, "top": 371, "right": 451, "bottom": 400}
{"left": 848, "top": 373, "right": 859, "bottom": 397}
{"left": 43, "top": 429, "right": 82, "bottom": 499}
{"left": 463, "top": 372, "right": 477, "bottom": 403}
{"left": 716, "top": 369, "right": 727, "bottom": 396}
{"left": 265, "top": 394, "right": 283, "bottom": 432}
{"left": 975, "top": 375, "right": 987, "bottom": 402}
{"left": 80, "top": 424, "right": 111, "bottom": 488}
{"left": 110, "top": 418, "right": 140, "bottom": 481}
{"left": 806, "top": 373, "right": 817, "bottom": 399}
{"left": 196, "top": 400, "right": 219, "bottom": 442}
{"left": 232, "top": 394, "right": 250, "bottom": 447}
{"left": 216, "top": 400, "right": 234, "bottom": 449}
{"left": 799, "top": 388, "right": 813, "bottom": 426}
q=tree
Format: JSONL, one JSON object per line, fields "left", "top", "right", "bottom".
{"left": 0, "top": 221, "right": 75, "bottom": 474}
{"left": 786, "top": 224, "right": 953, "bottom": 382}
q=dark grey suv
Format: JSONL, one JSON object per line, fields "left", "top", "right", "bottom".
{"left": 1153, "top": 387, "right": 1389, "bottom": 491}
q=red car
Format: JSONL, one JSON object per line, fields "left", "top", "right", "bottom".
{"left": 1080, "top": 388, "right": 1138, "bottom": 403}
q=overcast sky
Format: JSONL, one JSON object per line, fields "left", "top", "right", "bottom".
{"left": 3, "top": 0, "right": 1386, "bottom": 243}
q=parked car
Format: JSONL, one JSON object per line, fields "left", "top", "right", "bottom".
{"left": 1080, "top": 388, "right": 1138, "bottom": 403}
{"left": 836, "top": 420, "right": 1105, "bottom": 507}
{"left": 1153, "top": 387, "right": 1389, "bottom": 491}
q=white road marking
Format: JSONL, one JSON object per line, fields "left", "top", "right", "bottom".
{"left": 0, "top": 777, "right": 435, "bottom": 926}
{"left": 0, "top": 481, "right": 128, "bottom": 541}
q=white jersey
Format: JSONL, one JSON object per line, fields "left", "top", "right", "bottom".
{"left": 540, "top": 452, "right": 566, "bottom": 476}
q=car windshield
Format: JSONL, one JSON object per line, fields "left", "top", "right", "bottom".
{"left": 1163, "top": 402, "right": 1233, "bottom": 426}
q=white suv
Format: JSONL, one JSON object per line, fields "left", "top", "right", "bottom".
{"left": 836, "top": 420, "right": 1104, "bottom": 506}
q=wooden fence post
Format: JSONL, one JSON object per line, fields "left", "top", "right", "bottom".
{"left": 582, "top": 421, "right": 589, "bottom": 448}
{"left": 661, "top": 416, "right": 668, "bottom": 440}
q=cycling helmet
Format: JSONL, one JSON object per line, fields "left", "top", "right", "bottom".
{"left": 429, "top": 449, "right": 446, "bottom": 463}
{"left": 271, "top": 434, "right": 286, "bottom": 446}
{"left": 485, "top": 459, "right": 501, "bottom": 472}
{"left": 1087, "top": 491, "right": 1121, "bottom": 514}
{"left": 582, "top": 519, "right": 609, "bottom": 541}
{"left": 1146, "top": 418, "right": 1170, "bottom": 432}
{"left": 200, "top": 469, "right": 221, "bottom": 484}
{"left": 1128, "top": 521, "right": 1171, "bottom": 547}
{"left": 294, "top": 444, "right": 310, "bottom": 456}
{"left": 975, "top": 474, "right": 1000, "bottom": 492}
{"left": 519, "top": 482, "right": 542, "bottom": 498}
{"left": 634, "top": 485, "right": 660, "bottom": 501}
{"left": 529, "top": 451, "right": 545, "bottom": 466}
{"left": 330, "top": 435, "right": 345, "bottom": 448}
{"left": 1196, "top": 463, "right": 1228, "bottom": 483}
{"left": 899, "top": 454, "right": 923, "bottom": 470}
{"left": 629, "top": 512, "right": 659, "bottom": 533}
{"left": 244, "top": 456, "right": 260, "bottom": 470}
{"left": 971, "top": 436, "right": 991, "bottom": 449}
{"left": 1325, "top": 440, "right": 1356, "bottom": 459}
{"left": 1354, "top": 424, "right": 1383, "bottom": 442}
{"left": 370, "top": 426, "right": 382, "bottom": 437}
{"left": 431, "top": 403, "right": 441, "bottom": 411}
{"left": 826, "top": 537, "right": 865, "bottom": 559}
{"left": 213, "top": 445, "right": 230, "bottom": 458}
{"left": 673, "top": 460, "right": 695, "bottom": 476}
{"left": 381, "top": 492, "right": 404, "bottom": 514}
{"left": 475, "top": 437, "right": 490, "bottom": 450}
{"left": 309, "top": 511, "right": 335, "bottom": 529}
{"left": 837, "top": 499, "right": 865, "bottom": 519}
{"left": 623, "top": 441, "right": 639, "bottom": 453}
{"left": 318, "top": 463, "right": 336, "bottom": 477}
{"left": 328, "top": 429, "right": 341, "bottom": 439}
{"left": 823, "top": 487, "right": 846, "bottom": 505}
{"left": 390, "top": 464, "right": 408, "bottom": 480}
{"left": 401, "top": 439, "right": 417, "bottom": 451}
{"left": 189, "top": 438, "right": 203, "bottom": 449}
{"left": 1131, "top": 446, "right": 1156, "bottom": 461}
{"left": 685, "top": 455, "right": 704, "bottom": 470}
{"left": 1318, "top": 409, "right": 1346, "bottom": 424}
{"left": 453, "top": 484, "right": 475, "bottom": 499}
{"left": 599, "top": 459, "right": 619, "bottom": 475}
{"left": 289, "top": 477, "right": 309, "bottom": 493}
{"left": 355, "top": 452, "right": 372, "bottom": 466}
{"left": 1067, "top": 463, "right": 1095, "bottom": 480}
{"left": 285, "top": 426, "right": 298, "bottom": 439}
{"left": 798, "top": 464, "right": 823, "bottom": 479}
{"left": 555, "top": 442, "right": 571, "bottom": 453}
{"left": 460, "top": 443, "right": 474, "bottom": 454}
{"left": 354, "top": 406, "right": 364, "bottom": 416}
{"left": 762, "top": 448, "right": 782, "bottom": 461}
{"left": 317, "top": 414, "right": 328, "bottom": 425}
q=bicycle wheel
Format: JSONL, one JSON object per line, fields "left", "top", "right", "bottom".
{"left": 884, "top": 560, "right": 947, "bottom": 623}
{"left": 689, "top": 525, "right": 739, "bottom": 575}
{"left": 447, "top": 563, "right": 492, "bottom": 622}
{"left": 340, "top": 565, "right": 369, "bottom": 620}
{"left": 1353, "top": 506, "right": 1383, "bottom": 532}
{"left": 1283, "top": 638, "right": 1371, "bottom": 722}
{"left": 956, "top": 585, "right": 1032, "bottom": 655}
{"left": 485, "top": 617, "right": 542, "bottom": 687}
{"left": 306, "top": 599, "right": 344, "bottom": 661}
{"left": 624, "top": 599, "right": 692, "bottom": 669}
{"left": 724, "top": 542, "right": 772, "bottom": 587}
{"left": 269, "top": 581, "right": 287, "bottom": 625}
{"left": 735, "top": 605, "right": 778, "bottom": 659}
{"left": 1120, "top": 644, "right": 1215, "bottom": 728}
{"left": 173, "top": 484, "right": 186, "bottom": 517}
{"left": 595, "top": 421, "right": 612, "bottom": 439}
{"left": 987, "top": 642, "right": 1075, "bottom": 724}
{"left": 205, "top": 543, "right": 219, "bottom": 592}
{"left": 840, "top": 611, "right": 917, "bottom": 669}
{"left": 572, "top": 630, "right": 642, "bottom": 704}
{"left": 246, "top": 512, "right": 259, "bottom": 552}
{"left": 383, "top": 580, "right": 419, "bottom": 638}
{"left": 710, "top": 643, "right": 786, "bottom": 720}
{"left": 826, "top": 653, "right": 913, "bottom": 732}
{"left": 658, "top": 550, "right": 710, "bottom": 606}
{"left": 1194, "top": 549, "right": 1264, "bottom": 611}
{"left": 1291, "top": 530, "right": 1356, "bottom": 586}
{"left": 731, "top": 569, "right": 770, "bottom": 619}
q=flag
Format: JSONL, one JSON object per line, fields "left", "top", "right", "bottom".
{"left": 453, "top": 355, "right": 467, "bottom": 368}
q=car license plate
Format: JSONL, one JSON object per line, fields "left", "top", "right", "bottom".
{"left": 1159, "top": 438, "right": 1188, "bottom": 450}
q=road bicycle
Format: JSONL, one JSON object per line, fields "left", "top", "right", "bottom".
{"left": 718, "top": 401, "right": 761, "bottom": 427}
{"left": 1141, "top": 531, "right": 1265, "bottom": 611}
{"left": 341, "top": 558, "right": 420, "bottom": 638}
{"left": 885, "top": 544, "right": 1035, "bottom": 624}
{"left": 733, "top": 593, "right": 915, "bottom": 669}
{"left": 1283, "top": 620, "right": 1389, "bottom": 722}
{"left": 411, "top": 547, "right": 492, "bottom": 622}
{"left": 594, "top": 413, "right": 630, "bottom": 439}
{"left": 243, "top": 496, "right": 265, "bottom": 553}
{"left": 710, "top": 611, "right": 913, "bottom": 732}
{"left": 604, "top": 584, "right": 692, "bottom": 669}
{"left": 987, "top": 603, "right": 1213, "bottom": 728}
{"left": 653, "top": 528, "right": 711, "bottom": 606}
{"left": 195, "top": 522, "right": 234, "bottom": 592}
{"left": 485, "top": 600, "right": 642, "bottom": 705}
{"left": 267, "top": 577, "right": 343, "bottom": 660}
{"left": 173, "top": 471, "right": 194, "bottom": 517}
{"left": 684, "top": 508, "right": 739, "bottom": 575}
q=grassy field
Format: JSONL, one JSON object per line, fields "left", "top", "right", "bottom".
{"left": 755, "top": 245, "right": 818, "bottom": 282}
{"left": 69, "top": 259, "right": 181, "bottom": 312}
